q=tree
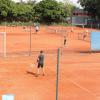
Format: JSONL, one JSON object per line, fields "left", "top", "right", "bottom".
{"left": 78, "top": 0, "right": 100, "bottom": 19}
{"left": 0, "top": 0, "right": 75, "bottom": 23}
{"left": 58, "top": 1, "right": 75, "bottom": 17}
{"left": 0, "top": 0, "right": 14, "bottom": 20}
{"left": 9, "top": 2, "right": 35, "bottom": 22}
{"left": 34, "top": 0, "right": 65, "bottom": 23}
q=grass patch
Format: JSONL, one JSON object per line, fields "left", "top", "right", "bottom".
{"left": 0, "top": 21, "right": 73, "bottom": 27}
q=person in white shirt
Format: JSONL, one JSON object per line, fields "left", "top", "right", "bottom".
{"left": 35, "top": 25, "right": 39, "bottom": 34}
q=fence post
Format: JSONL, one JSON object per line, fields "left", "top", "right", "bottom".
{"left": 56, "top": 48, "right": 61, "bottom": 100}
{"left": 29, "top": 25, "right": 32, "bottom": 56}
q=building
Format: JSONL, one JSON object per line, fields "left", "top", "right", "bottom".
{"left": 71, "top": 8, "right": 92, "bottom": 25}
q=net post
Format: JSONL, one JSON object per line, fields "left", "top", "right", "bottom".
{"left": 56, "top": 48, "right": 61, "bottom": 100}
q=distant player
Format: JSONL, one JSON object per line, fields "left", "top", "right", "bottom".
{"left": 36, "top": 50, "right": 45, "bottom": 76}
{"left": 83, "top": 30, "right": 88, "bottom": 40}
{"left": 71, "top": 27, "right": 73, "bottom": 32}
{"left": 83, "top": 34, "right": 87, "bottom": 40}
{"left": 64, "top": 36, "right": 67, "bottom": 46}
{"left": 35, "top": 25, "right": 39, "bottom": 34}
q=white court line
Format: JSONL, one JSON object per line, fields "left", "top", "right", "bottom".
{"left": 67, "top": 78, "right": 98, "bottom": 97}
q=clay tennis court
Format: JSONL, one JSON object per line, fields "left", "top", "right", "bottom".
{"left": 0, "top": 25, "right": 100, "bottom": 100}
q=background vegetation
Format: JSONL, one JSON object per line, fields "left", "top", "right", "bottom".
{"left": 78, "top": 0, "right": 100, "bottom": 20}
{"left": 0, "top": 0, "right": 75, "bottom": 25}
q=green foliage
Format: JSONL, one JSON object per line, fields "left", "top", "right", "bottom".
{"left": 34, "top": 0, "right": 61, "bottom": 23}
{"left": 0, "top": 0, "right": 13, "bottom": 18}
{"left": 0, "top": 0, "right": 75, "bottom": 24}
{"left": 58, "top": 1, "right": 75, "bottom": 22}
{"left": 51, "top": 22, "right": 72, "bottom": 26}
{"left": 12, "top": 3, "right": 34, "bottom": 21}
{"left": 78, "top": 0, "right": 100, "bottom": 19}
{"left": 0, "top": 21, "right": 34, "bottom": 26}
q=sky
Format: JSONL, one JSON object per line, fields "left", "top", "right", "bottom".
{"left": 12, "top": 0, "right": 81, "bottom": 8}
{"left": 12, "top": 0, "right": 78, "bottom": 4}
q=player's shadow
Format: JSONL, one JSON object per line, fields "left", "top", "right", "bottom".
{"left": 26, "top": 71, "right": 38, "bottom": 77}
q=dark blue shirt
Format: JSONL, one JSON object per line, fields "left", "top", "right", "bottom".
{"left": 38, "top": 54, "right": 44, "bottom": 64}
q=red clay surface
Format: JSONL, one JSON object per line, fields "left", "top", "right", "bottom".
{"left": 0, "top": 26, "right": 100, "bottom": 100}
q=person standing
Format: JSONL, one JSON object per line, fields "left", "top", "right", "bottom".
{"left": 37, "top": 50, "right": 45, "bottom": 76}
{"left": 64, "top": 36, "right": 67, "bottom": 46}
{"left": 35, "top": 25, "right": 39, "bottom": 34}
